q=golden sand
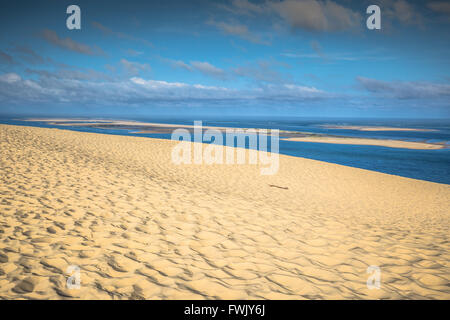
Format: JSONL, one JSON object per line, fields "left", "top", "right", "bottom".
{"left": 0, "top": 124, "right": 449, "bottom": 299}
{"left": 282, "top": 136, "right": 445, "bottom": 150}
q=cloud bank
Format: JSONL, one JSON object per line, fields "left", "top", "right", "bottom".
{"left": 0, "top": 72, "right": 329, "bottom": 107}
{"left": 357, "top": 76, "right": 450, "bottom": 99}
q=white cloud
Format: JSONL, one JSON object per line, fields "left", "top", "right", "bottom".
{"left": 92, "top": 22, "right": 152, "bottom": 47}
{"left": 375, "top": 0, "right": 423, "bottom": 27}
{"left": 126, "top": 49, "right": 144, "bottom": 57}
{"left": 165, "top": 59, "right": 227, "bottom": 79}
{"left": 0, "top": 73, "right": 21, "bottom": 83}
{"left": 171, "top": 60, "right": 193, "bottom": 71}
{"left": 120, "top": 59, "right": 151, "bottom": 76}
{"left": 220, "top": 0, "right": 362, "bottom": 33}
{"left": 130, "top": 77, "right": 188, "bottom": 88}
{"left": 428, "top": 1, "right": 450, "bottom": 17}
{"left": 41, "top": 29, "right": 105, "bottom": 56}
{"left": 207, "top": 19, "right": 269, "bottom": 44}
{"left": 190, "top": 61, "right": 226, "bottom": 78}
{"left": 270, "top": 0, "right": 361, "bottom": 32}
{"left": 232, "top": 60, "right": 292, "bottom": 84}
{"left": 223, "top": 0, "right": 267, "bottom": 15}
{"left": 357, "top": 76, "right": 450, "bottom": 99}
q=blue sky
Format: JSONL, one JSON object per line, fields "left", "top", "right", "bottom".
{"left": 0, "top": 0, "right": 449, "bottom": 118}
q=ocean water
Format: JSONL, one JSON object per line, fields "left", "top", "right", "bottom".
{"left": 1, "top": 116, "right": 449, "bottom": 185}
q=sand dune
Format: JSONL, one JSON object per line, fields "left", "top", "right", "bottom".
{"left": 0, "top": 124, "right": 449, "bottom": 299}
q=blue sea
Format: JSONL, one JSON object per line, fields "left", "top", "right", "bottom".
{"left": 1, "top": 116, "right": 449, "bottom": 185}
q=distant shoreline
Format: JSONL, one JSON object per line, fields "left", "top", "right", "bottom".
{"left": 22, "top": 118, "right": 447, "bottom": 151}
{"left": 282, "top": 136, "right": 445, "bottom": 150}
{"left": 322, "top": 125, "right": 438, "bottom": 132}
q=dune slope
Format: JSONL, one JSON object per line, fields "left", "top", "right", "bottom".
{"left": 0, "top": 124, "right": 449, "bottom": 299}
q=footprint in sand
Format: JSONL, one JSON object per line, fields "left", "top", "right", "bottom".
{"left": 12, "top": 277, "right": 39, "bottom": 294}
{"left": 0, "top": 253, "right": 9, "bottom": 263}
